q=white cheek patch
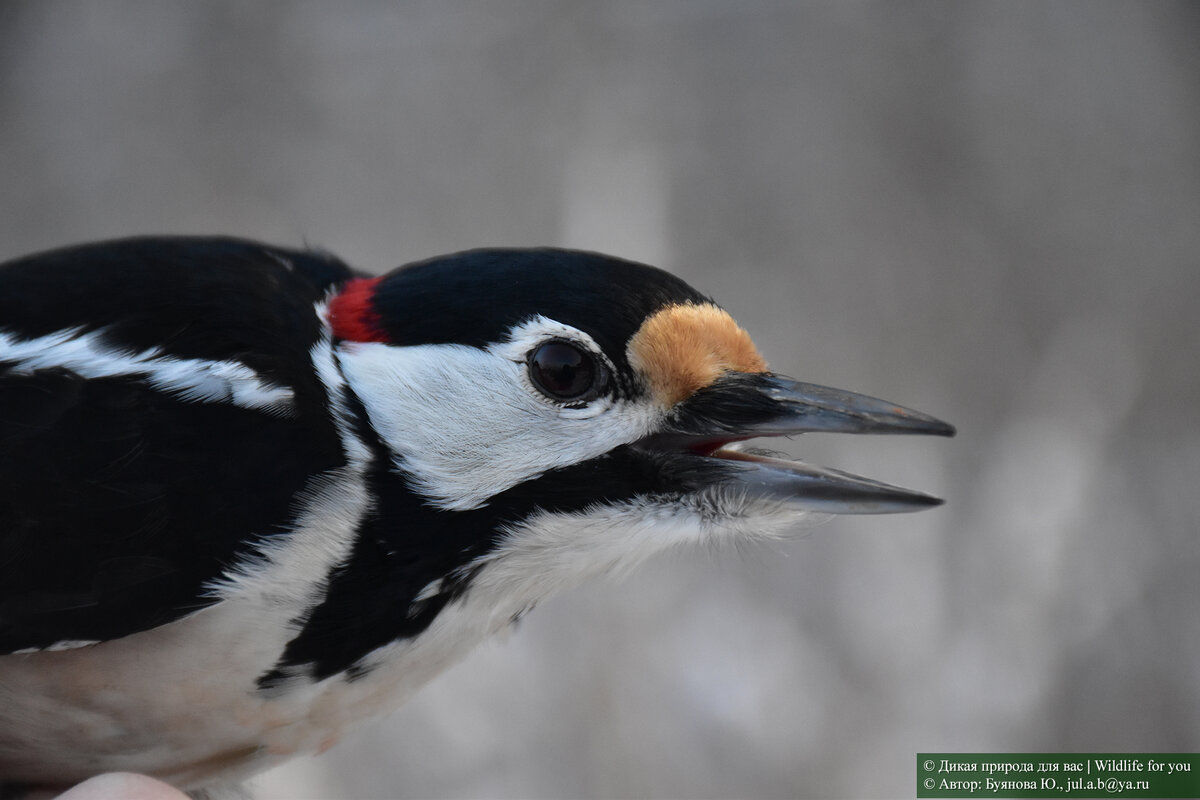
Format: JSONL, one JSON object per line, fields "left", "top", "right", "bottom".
{"left": 0, "top": 327, "right": 295, "bottom": 415}
{"left": 336, "top": 324, "right": 661, "bottom": 511}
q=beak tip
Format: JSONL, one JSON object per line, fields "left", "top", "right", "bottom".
{"left": 931, "top": 420, "right": 957, "bottom": 438}
{"left": 872, "top": 487, "right": 947, "bottom": 513}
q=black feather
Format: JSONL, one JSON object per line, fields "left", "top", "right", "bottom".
{"left": 0, "top": 237, "right": 353, "bottom": 653}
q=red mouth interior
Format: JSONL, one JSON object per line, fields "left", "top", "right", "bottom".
{"left": 688, "top": 436, "right": 757, "bottom": 458}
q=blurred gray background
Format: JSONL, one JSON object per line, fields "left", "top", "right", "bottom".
{"left": 2, "top": 2, "right": 1197, "bottom": 798}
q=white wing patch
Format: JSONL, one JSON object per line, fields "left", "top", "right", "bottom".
{"left": 0, "top": 327, "right": 295, "bottom": 414}
{"left": 10, "top": 639, "right": 101, "bottom": 655}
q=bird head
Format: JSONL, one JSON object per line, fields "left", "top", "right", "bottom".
{"left": 321, "top": 248, "right": 954, "bottom": 615}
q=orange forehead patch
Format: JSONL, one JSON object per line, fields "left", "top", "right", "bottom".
{"left": 626, "top": 302, "right": 768, "bottom": 406}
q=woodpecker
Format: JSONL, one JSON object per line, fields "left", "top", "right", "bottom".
{"left": 0, "top": 237, "right": 953, "bottom": 797}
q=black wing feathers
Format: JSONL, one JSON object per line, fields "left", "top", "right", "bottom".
{"left": 0, "top": 236, "right": 354, "bottom": 391}
{"left": 0, "top": 237, "right": 354, "bottom": 654}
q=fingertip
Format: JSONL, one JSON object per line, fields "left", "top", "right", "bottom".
{"left": 56, "top": 773, "right": 190, "bottom": 800}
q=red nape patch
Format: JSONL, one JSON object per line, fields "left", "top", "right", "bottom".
{"left": 328, "top": 277, "right": 387, "bottom": 342}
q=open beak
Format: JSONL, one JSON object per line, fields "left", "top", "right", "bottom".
{"left": 642, "top": 373, "right": 956, "bottom": 514}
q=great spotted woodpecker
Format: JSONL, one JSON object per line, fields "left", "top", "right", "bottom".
{"left": 0, "top": 237, "right": 953, "bottom": 797}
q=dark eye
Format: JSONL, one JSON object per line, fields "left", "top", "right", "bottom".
{"left": 527, "top": 341, "right": 608, "bottom": 403}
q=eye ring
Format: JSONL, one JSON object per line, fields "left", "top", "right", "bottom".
{"left": 526, "top": 339, "right": 610, "bottom": 404}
